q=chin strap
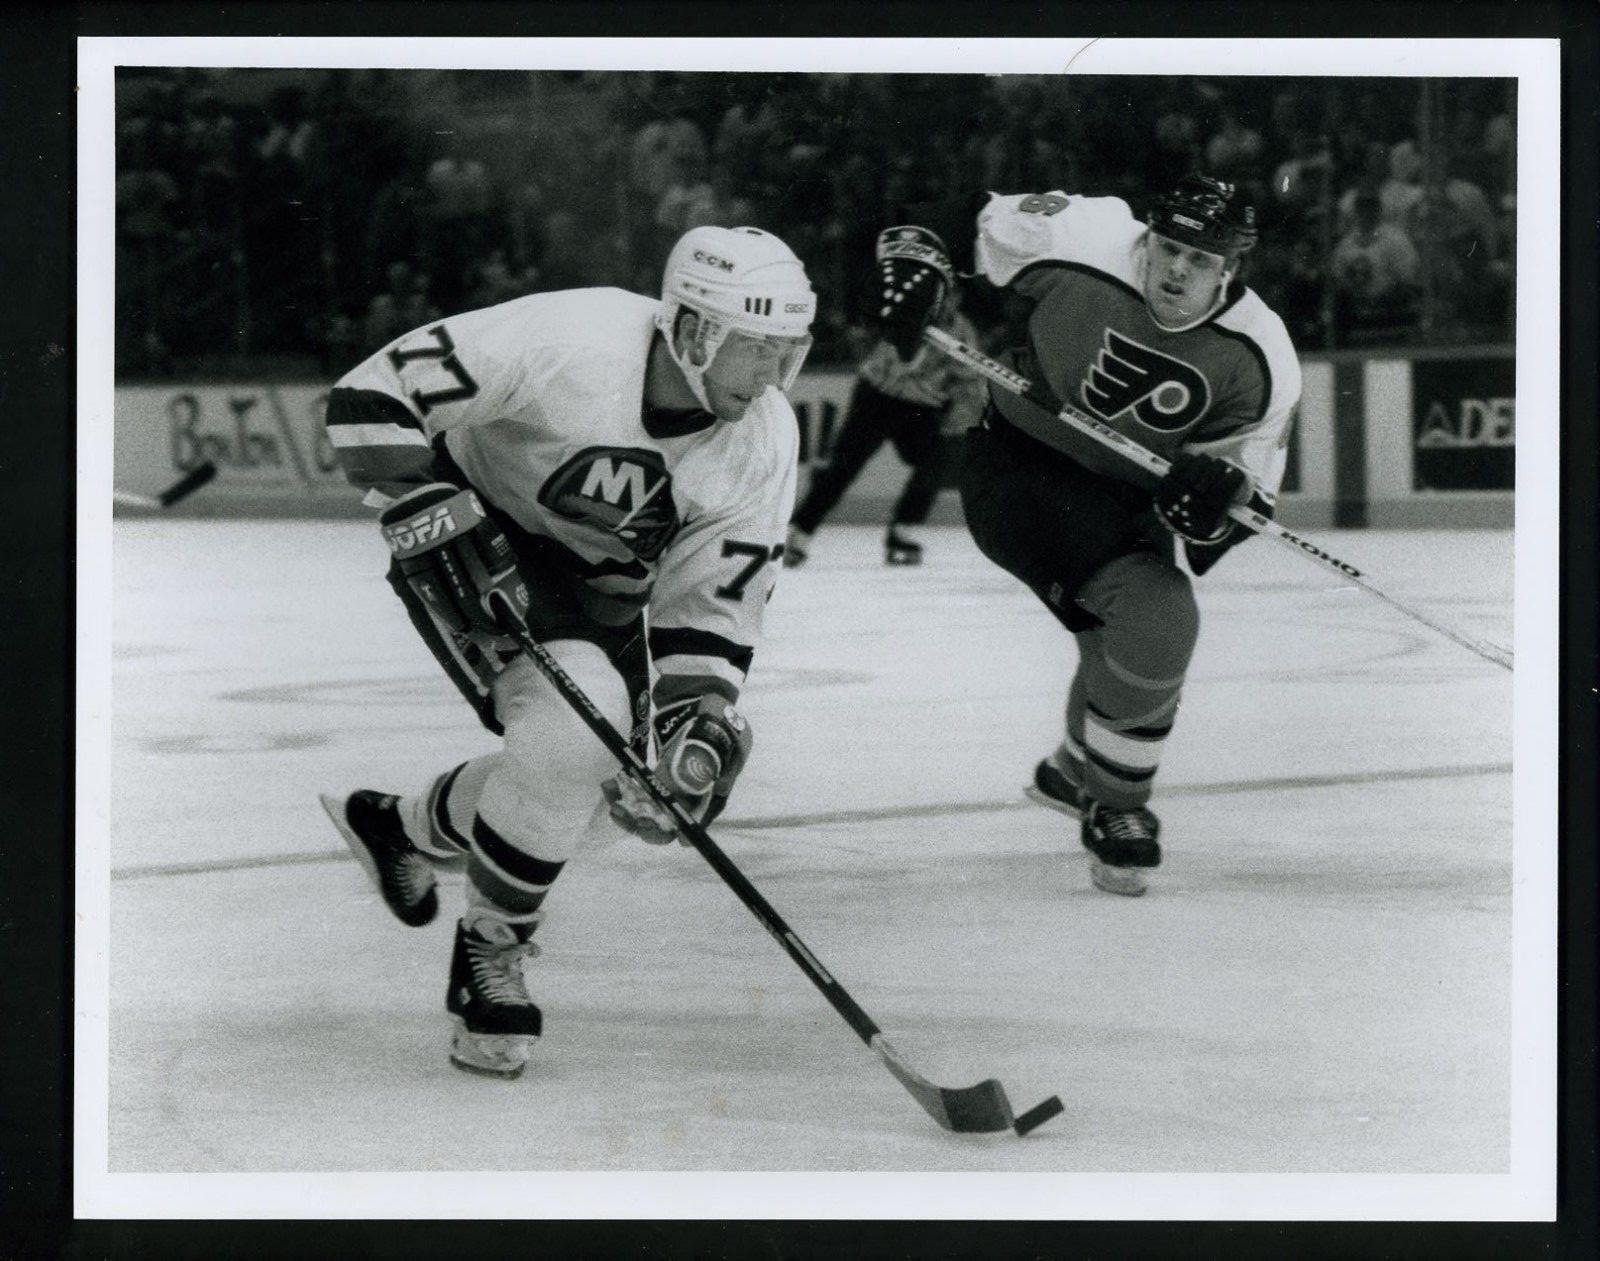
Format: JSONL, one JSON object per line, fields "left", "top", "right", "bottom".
{"left": 655, "top": 304, "right": 717, "bottom": 411}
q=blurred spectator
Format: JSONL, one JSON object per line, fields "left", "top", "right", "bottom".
{"left": 505, "top": 175, "right": 547, "bottom": 276}
{"left": 1483, "top": 106, "right": 1515, "bottom": 189}
{"left": 1334, "top": 142, "right": 1394, "bottom": 234}
{"left": 1388, "top": 138, "right": 1424, "bottom": 186}
{"left": 654, "top": 149, "right": 719, "bottom": 239}
{"left": 1147, "top": 105, "right": 1203, "bottom": 191}
{"left": 397, "top": 282, "right": 441, "bottom": 332}
{"left": 1205, "top": 105, "right": 1264, "bottom": 190}
{"left": 464, "top": 249, "right": 540, "bottom": 309}
{"left": 115, "top": 68, "right": 1517, "bottom": 374}
{"left": 713, "top": 94, "right": 776, "bottom": 186}
{"left": 1270, "top": 131, "right": 1333, "bottom": 222}
{"left": 1264, "top": 88, "right": 1305, "bottom": 156}
{"left": 314, "top": 306, "right": 364, "bottom": 373}
{"left": 117, "top": 163, "right": 181, "bottom": 242}
{"left": 363, "top": 261, "right": 437, "bottom": 350}
{"left": 630, "top": 111, "right": 709, "bottom": 206}
{"left": 1406, "top": 153, "right": 1509, "bottom": 334}
{"left": 361, "top": 292, "right": 402, "bottom": 352}
{"left": 1330, "top": 190, "right": 1419, "bottom": 338}
{"left": 256, "top": 86, "right": 315, "bottom": 174}
{"left": 116, "top": 117, "right": 183, "bottom": 373}
{"left": 531, "top": 209, "right": 598, "bottom": 293}
{"left": 184, "top": 89, "right": 241, "bottom": 230}
{"left": 423, "top": 149, "right": 494, "bottom": 310}
{"left": 1405, "top": 151, "right": 1499, "bottom": 260}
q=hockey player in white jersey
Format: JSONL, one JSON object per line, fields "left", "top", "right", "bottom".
{"left": 871, "top": 176, "right": 1301, "bottom": 896}
{"left": 319, "top": 225, "right": 816, "bottom": 1077}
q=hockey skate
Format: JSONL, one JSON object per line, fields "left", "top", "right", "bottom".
{"left": 1080, "top": 801, "right": 1162, "bottom": 897}
{"left": 320, "top": 790, "right": 439, "bottom": 927}
{"left": 1025, "top": 755, "right": 1088, "bottom": 818}
{"left": 447, "top": 910, "right": 544, "bottom": 1079}
{"left": 884, "top": 529, "right": 923, "bottom": 566}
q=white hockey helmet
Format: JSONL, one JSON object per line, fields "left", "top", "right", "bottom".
{"left": 655, "top": 225, "right": 817, "bottom": 410}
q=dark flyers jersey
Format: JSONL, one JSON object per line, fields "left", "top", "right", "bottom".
{"left": 974, "top": 192, "right": 1301, "bottom": 504}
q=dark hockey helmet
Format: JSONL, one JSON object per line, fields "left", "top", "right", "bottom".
{"left": 1147, "top": 174, "right": 1259, "bottom": 259}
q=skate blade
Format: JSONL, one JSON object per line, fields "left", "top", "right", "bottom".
{"left": 320, "top": 793, "right": 382, "bottom": 890}
{"left": 320, "top": 792, "right": 438, "bottom": 926}
{"left": 1024, "top": 784, "right": 1083, "bottom": 819}
{"left": 449, "top": 1020, "right": 532, "bottom": 1079}
{"left": 1089, "top": 859, "right": 1148, "bottom": 897}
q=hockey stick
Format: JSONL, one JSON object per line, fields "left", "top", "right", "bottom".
{"left": 923, "top": 326, "right": 1514, "bottom": 672}
{"left": 113, "top": 461, "right": 218, "bottom": 510}
{"left": 487, "top": 590, "right": 1063, "bottom": 1137}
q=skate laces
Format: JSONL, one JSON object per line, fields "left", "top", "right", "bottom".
{"left": 1097, "top": 806, "right": 1155, "bottom": 842}
{"left": 466, "top": 932, "right": 541, "bottom": 1006}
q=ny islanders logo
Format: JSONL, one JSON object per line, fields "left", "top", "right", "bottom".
{"left": 538, "top": 447, "right": 680, "bottom": 561}
{"left": 1080, "top": 330, "right": 1211, "bottom": 433}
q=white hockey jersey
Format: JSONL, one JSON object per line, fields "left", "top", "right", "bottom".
{"left": 973, "top": 192, "right": 1301, "bottom": 502}
{"left": 326, "top": 287, "right": 798, "bottom": 702}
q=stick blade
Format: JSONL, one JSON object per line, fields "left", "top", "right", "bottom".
{"left": 873, "top": 1036, "right": 1015, "bottom": 1133}
{"left": 156, "top": 461, "right": 218, "bottom": 507}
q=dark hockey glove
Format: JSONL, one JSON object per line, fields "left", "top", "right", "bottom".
{"left": 873, "top": 226, "right": 954, "bottom": 361}
{"left": 602, "top": 695, "right": 754, "bottom": 845}
{"left": 1184, "top": 487, "right": 1275, "bottom": 576}
{"left": 1153, "top": 453, "right": 1249, "bottom": 544}
{"left": 380, "top": 483, "right": 529, "bottom": 639}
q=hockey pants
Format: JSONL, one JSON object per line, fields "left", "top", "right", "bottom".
{"left": 959, "top": 416, "right": 1199, "bottom": 808}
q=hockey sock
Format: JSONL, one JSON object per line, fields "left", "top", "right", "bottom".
{"left": 402, "top": 755, "right": 500, "bottom": 859}
{"left": 1071, "top": 554, "right": 1198, "bottom": 809}
{"left": 465, "top": 813, "right": 565, "bottom": 920}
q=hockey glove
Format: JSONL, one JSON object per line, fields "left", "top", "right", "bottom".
{"left": 380, "top": 483, "right": 529, "bottom": 639}
{"left": 1153, "top": 453, "right": 1249, "bottom": 544}
{"left": 873, "top": 226, "right": 953, "bottom": 362}
{"left": 602, "top": 695, "right": 754, "bottom": 845}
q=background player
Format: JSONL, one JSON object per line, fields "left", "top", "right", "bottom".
{"left": 319, "top": 225, "right": 816, "bottom": 1076}
{"left": 873, "top": 176, "right": 1300, "bottom": 895}
{"left": 784, "top": 237, "right": 985, "bottom": 568}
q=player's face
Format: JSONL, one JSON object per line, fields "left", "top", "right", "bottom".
{"left": 701, "top": 328, "right": 812, "bottom": 422}
{"left": 1144, "top": 233, "right": 1231, "bottom": 329}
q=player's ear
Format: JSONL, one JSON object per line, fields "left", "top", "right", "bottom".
{"left": 673, "top": 309, "right": 704, "bottom": 363}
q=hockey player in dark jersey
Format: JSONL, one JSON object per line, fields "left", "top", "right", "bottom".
{"left": 872, "top": 176, "right": 1300, "bottom": 895}
{"left": 785, "top": 265, "right": 985, "bottom": 568}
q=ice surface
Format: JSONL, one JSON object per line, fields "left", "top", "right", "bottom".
{"left": 103, "top": 520, "right": 1514, "bottom": 1173}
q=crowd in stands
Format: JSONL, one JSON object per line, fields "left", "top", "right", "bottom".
{"left": 115, "top": 69, "right": 1516, "bottom": 378}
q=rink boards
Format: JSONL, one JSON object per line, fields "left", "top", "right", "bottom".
{"left": 109, "top": 346, "right": 1514, "bottom": 529}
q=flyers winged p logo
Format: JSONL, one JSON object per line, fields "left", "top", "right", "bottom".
{"left": 1080, "top": 330, "right": 1211, "bottom": 433}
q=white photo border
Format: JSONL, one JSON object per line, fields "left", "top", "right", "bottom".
{"left": 76, "top": 34, "right": 1560, "bottom": 1222}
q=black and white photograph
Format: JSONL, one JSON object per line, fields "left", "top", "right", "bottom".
{"left": 75, "top": 34, "right": 1562, "bottom": 1222}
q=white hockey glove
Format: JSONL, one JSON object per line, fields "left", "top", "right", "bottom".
{"left": 602, "top": 696, "right": 753, "bottom": 845}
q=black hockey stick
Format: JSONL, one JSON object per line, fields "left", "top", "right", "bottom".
{"left": 113, "top": 461, "right": 218, "bottom": 509}
{"left": 923, "top": 326, "right": 1513, "bottom": 672}
{"left": 488, "top": 591, "right": 1062, "bottom": 1137}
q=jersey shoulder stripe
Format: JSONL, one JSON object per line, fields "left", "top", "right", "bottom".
{"left": 1211, "top": 288, "right": 1302, "bottom": 424}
